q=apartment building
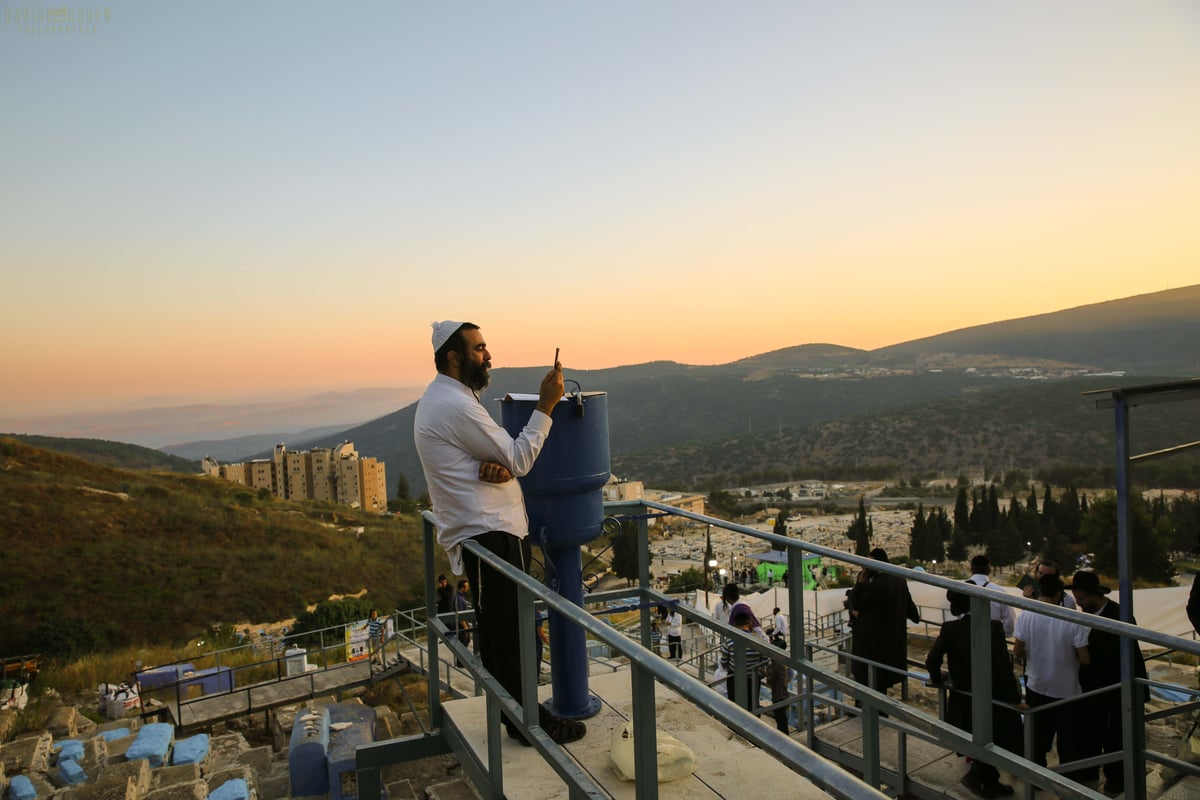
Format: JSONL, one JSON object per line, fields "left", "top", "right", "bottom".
{"left": 202, "top": 442, "right": 388, "bottom": 512}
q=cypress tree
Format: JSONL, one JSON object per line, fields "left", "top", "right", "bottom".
{"left": 929, "top": 507, "right": 947, "bottom": 562}
{"left": 947, "top": 525, "right": 969, "bottom": 562}
{"left": 987, "top": 483, "right": 1001, "bottom": 531}
{"left": 910, "top": 503, "right": 928, "bottom": 561}
{"left": 954, "top": 487, "right": 969, "bottom": 535}
{"left": 968, "top": 488, "right": 984, "bottom": 544}
{"left": 988, "top": 516, "right": 1025, "bottom": 567}
{"left": 846, "top": 496, "right": 872, "bottom": 557}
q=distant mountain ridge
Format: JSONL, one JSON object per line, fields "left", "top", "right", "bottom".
{"left": 278, "top": 286, "right": 1200, "bottom": 493}
{"left": 0, "top": 387, "right": 424, "bottom": 450}
{"left": 868, "top": 284, "right": 1200, "bottom": 373}
{"left": 161, "top": 424, "right": 353, "bottom": 462}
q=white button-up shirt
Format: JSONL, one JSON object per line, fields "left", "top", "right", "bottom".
{"left": 414, "top": 373, "right": 553, "bottom": 573}
{"left": 967, "top": 573, "right": 1015, "bottom": 637}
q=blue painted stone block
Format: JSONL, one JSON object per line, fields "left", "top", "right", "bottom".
{"left": 208, "top": 778, "right": 249, "bottom": 800}
{"left": 97, "top": 728, "right": 131, "bottom": 742}
{"left": 59, "top": 759, "right": 87, "bottom": 786}
{"left": 9, "top": 775, "right": 36, "bottom": 800}
{"left": 172, "top": 733, "right": 210, "bottom": 766}
{"left": 55, "top": 740, "right": 84, "bottom": 764}
{"left": 126, "top": 722, "right": 175, "bottom": 767}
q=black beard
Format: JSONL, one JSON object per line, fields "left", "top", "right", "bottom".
{"left": 462, "top": 359, "right": 491, "bottom": 392}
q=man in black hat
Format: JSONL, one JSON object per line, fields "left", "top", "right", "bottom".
{"left": 846, "top": 548, "right": 921, "bottom": 697}
{"left": 1067, "top": 570, "right": 1147, "bottom": 795}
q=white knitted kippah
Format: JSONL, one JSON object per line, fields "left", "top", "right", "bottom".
{"left": 431, "top": 320, "right": 463, "bottom": 353}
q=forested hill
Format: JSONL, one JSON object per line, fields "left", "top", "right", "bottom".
{"left": 612, "top": 376, "right": 1200, "bottom": 489}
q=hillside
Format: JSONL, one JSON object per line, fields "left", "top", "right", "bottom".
{"left": 3, "top": 434, "right": 200, "bottom": 473}
{"left": 0, "top": 438, "right": 439, "bottom": 656}
{"left": 869, "top": 284, "right": 1200, "bottom": 374}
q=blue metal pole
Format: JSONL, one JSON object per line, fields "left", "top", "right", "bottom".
{"left": 544, "top": 543, "right": 601, "bottom": 719}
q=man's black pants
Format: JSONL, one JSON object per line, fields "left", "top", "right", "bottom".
{"left": 1025, "top": 687, "right": 1087, "bottom": 778}
{"left": 462, "top": 531, "right": 532, "bottom": 732}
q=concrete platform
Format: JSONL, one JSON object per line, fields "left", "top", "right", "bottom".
{"left": 441, "top": 669, "right": 834, "bottom": 799}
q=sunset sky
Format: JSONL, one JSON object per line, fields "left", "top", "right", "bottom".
{"left": 3, "top": 1, "right": 1198, "bottom": 417}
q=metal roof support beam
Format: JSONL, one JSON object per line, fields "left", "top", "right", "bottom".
{"left": 1112, "top": 395, "right": 1147, "bottom": 800}
{"left": 1086, "top": 378, "right": 1200, "bottom": 800}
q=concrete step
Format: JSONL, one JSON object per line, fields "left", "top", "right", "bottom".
{"left": 425, "top": 777, "right": 482, "bottom": 800}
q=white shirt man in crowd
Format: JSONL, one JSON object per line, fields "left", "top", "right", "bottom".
{"left": 1012, "top": 574, "right": 1090, "bottom": 777}
{"left": 414, "top": 320, "right": 585, "bottom": 746}
{"left": 966, "top": 554, "right": 1015, "bottom": 637}
{"left": 772, "top": 607, "right": 788, "bottom": 642}
{"left": 666, "top": 607, "right": 684, "bottom": 660}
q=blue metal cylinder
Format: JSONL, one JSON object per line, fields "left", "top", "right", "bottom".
{"left": 501, "top": 391, "right": 610, "bottom": 719}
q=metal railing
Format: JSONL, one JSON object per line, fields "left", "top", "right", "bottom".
{"left": 658, "top": 500, "right": 1200, "bottom": 797}
{"left": 353, "top": 500, "right": 1200, "bottom": 800}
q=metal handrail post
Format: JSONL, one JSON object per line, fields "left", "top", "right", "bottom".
{"left": 637, "top": 515, "right": 652, "bottom": 650}
{"left": 969, "top": 594, "right": 993, "bottom": 749}
{"left": 484, "top": 692, "right": 503, "bottom": 800}
{"left": 631, "top": 658, "right": 659, "bottom": 800}
{"left": 517, "top": 583, "right": 538, "bottom": 730}
{"left": 422, "top": 514, "right": 443, "bottom": 729}
{"left": 788, "top": 545, "right": 805, "bottom": 661}
{"left": 1022, "top": 711, "right": 1036, "bottom": 800}
{"left": 804, "top": 639, "right": 816, "bottom": 749}
{"left": 861, "top": 697, "right": 881, "bottom": 789}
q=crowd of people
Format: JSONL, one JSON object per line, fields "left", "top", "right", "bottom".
{"left": 920, "top": 555, "right": 1147, "bottom": 798}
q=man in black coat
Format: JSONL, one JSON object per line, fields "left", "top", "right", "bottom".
{"left": 1067, "top": 570, "right": 1147, "bottom": 795}
{"left": 926, "top": 589, "right": 1021, "bottom": 798}
{"left": 847, "top": 548, "right": 920, "bottom": 694}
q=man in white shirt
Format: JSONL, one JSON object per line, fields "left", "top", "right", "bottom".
{"left": 772, "top": 607, "right": 788, "bottom": 644}
{"left": 666, "top": 607, "right": 684, "bottom": 660}
{"left": 414, "top": 321, "right": 584, "bottom": 746}
{"left": 1012, "top": 574, "right": 1090, "bottom": 775}
{"left": 966, "top": 555, "right": 1015, "bottom": 637}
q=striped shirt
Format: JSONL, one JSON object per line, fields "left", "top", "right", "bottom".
{"left": 720, "top": 629, "right": 771, "bottom": 673}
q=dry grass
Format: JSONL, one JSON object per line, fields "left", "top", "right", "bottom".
{"left": 0, "top": 438, "right": 443, "bottom": 657}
